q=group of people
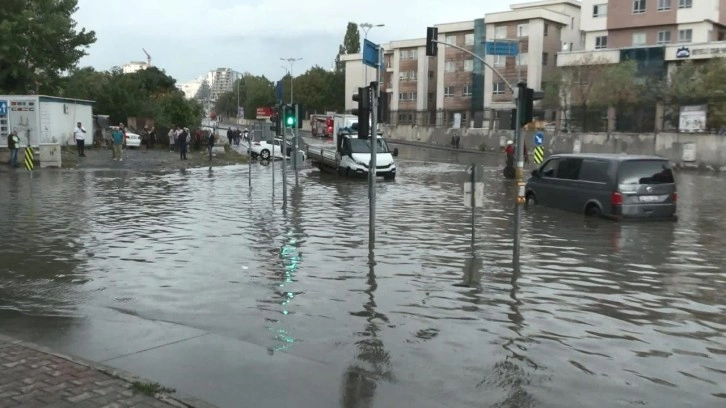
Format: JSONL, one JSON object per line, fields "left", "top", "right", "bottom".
{"left": 226, "top": 127, "right": 248, "bottom": 146}
{"left": 140, "top": 126, "right": 157, "bottom": 149}
{"left": 168, "top": 125, "right": 192, "bottom": 160}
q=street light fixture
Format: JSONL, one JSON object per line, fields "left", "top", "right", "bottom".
{"left": 359, "top": 23, "right": 385, "bottom": 85}
{"left": 280, "top": 57, "right": 302, "bottom": 104}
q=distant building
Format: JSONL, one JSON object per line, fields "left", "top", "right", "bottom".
{"left": 207, "top": 68, "right": 242, "bottom": 101}
{"left": 178, "top": 77, "right": 211, "bottom": 100}
{"left": 122, "top": 61, "right": 149, "bottom": 74}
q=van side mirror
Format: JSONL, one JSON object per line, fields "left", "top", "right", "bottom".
{"left": 531, "top": 169, "right": 540, "bottom": 178}
{"left": 393, "top": 148, "right": 399, "bottom": 157}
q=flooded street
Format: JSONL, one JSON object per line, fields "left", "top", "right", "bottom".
{"left": 1, "top": 145, "right": 726, "bottom": 407}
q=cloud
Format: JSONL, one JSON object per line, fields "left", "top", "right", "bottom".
{"left": 73, "top": 0, "right": 506, "bottom": 82}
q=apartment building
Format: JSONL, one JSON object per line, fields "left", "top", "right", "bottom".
{"left": 560, "top": 0, "right": 726, "bottom": 69}
{"left": 121, "top": 61, "right": 149, "bottom": 74}
{"left": 344, "top": 0, "right": 581, "bottom": 128}
{"left": 207, "top": 68, "right": 242, "bottom": 101}
{"left": 483, "top": 0, "right": 582, "bottom": 128}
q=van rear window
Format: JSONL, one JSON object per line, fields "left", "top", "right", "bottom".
{"left": 618, "top": 160, "right": 674, "bottom": 185}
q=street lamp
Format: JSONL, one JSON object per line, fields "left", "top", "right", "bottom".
{"left": 359, "top": 23, "right": 385, "bottom": 85}
{"left": 280, "top": 57, "right": 302, "bottom": 104}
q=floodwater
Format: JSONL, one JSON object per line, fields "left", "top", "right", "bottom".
{"left": 1, "top": 145, "right": 725, "bottom": 408}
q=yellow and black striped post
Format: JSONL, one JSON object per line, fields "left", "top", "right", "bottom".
{"left": 24, "top": 147, "right": 34, "bottom": 171}
{"left": 533, "top": 146, "right": 545, "bottom": 164}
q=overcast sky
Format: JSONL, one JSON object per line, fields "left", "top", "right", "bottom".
{"left": 73, "top": 0, "right": 510, "bottom": 83}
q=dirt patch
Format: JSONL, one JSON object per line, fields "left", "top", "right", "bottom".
{"left": 59, "top": 145, "right": 247, "bottom": 171}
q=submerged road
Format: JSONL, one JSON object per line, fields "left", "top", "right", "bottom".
{"left": 1, "top": 143, "right": 725, "bottom": 407}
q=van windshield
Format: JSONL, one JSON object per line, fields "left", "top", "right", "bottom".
{"left": 618, "top": 160, "right": 674, "bottom": 185}
{"left": 350, "top": 138, "right": 390, "bottom": 153}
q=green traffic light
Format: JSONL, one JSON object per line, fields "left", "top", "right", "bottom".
{"left": 286, "top": 116, "right": 295, "bottom": 126}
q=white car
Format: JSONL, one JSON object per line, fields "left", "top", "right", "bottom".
{"left": 249, "top": 138, "right": 305, "bottom": 161}
{"left": 124, "top": 131, "right": 142, "bottom": 148}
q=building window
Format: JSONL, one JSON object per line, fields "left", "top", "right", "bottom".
{"left": 595, "top": 35, "right": 608, "bottom": 49}
{"left": 678, "top": 29, "right": 692, "bottom": 43}
{"left": 554, "top": 54, "right": 558, "bottom": 66}
{"left": 463, "top": 85, "right": 473, "bottom": 97}
{"left": 400, "top": 49, "right": 418, "bottom": 59}
{"left": 517, "top": 24, "right": 529, "bottom": 37}
{"left": 444, "top": 86, "right": 455, "bottom": 97}
{"left": 445, "top": 61, "right": 456, "bottom": 72}
{"left": 493, "top": 82, "right": 506, "bottom": 95}
{"left": 464, "top": 33, "right": 474, "bottom": 46}
{"left": 544, "top": 24, "right": 549, "bottom": 36}
{"left": 633, "top": 0, "right": 646, "bottom": 13}
{"left": 593, "top": 4, "right": 608, "bottom": 17}
{"left": 428, "top": 70, "right": 434, "bottom": 79}
{"left": 464, "top": 60, "right": 474, "bottom": 72}
{"left": 493, "top": 55, "right": 506, "bottom": 67}
{"left": 678, "top": 0, "right": 692, "bottom": 8}
{"left": 399, "top": 92, "right": 417, "bottom": 102}
{"left": 657, "top": 30, "right": 672, "bottom": 44}
{"left": 446, "top": 34, "right": 457, "bottom": 45}
{"left": 657, "top": 0, "right": 671, "bottom": 10}
{"left": 632, "top": 32, "right": 647, "bottom": 46}
{"left": 516, "top": 53, "right": 528, "bottom": 66}
{"left": 542, "top": 52, "right": 549, "bottom": 65}
{"left": 494, "top": 26, "right": 507, "bottom": 39}
{"left": 399, "top": 71, "right": 417, "bottom": 81}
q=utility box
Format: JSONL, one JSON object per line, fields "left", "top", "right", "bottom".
{"left": 0, "top": 95, "right": 94, "bottom": 148}
{"left": 39, "top": 143, "right": 61, "bottom": 168}
{"left": 682, "top": 142, "right": 696, "bottom": 162}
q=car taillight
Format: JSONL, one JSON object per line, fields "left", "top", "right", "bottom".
{"left": 672, "top": 192, "right": 678, "bottom": 202}
{"left": 611, "top": 191, "right": 622, "bottom": 206}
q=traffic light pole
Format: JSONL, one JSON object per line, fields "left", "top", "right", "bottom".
{"left": 369, "top": 77, "right": 380, "bottom": 249}
{"left": 281, "top": 105, "right": 288, "bottom": 210}
{"left": 294, "top": 103, "right": 299, "bottom": 187}
{"left": 513, "top": 83, "right": 526, "bottom": 263}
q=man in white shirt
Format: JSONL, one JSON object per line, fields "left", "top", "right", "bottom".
{"left": 73, "top": 122, "right": 87, "bottom": 157}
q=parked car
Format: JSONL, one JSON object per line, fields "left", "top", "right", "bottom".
{"left": 249, "top": 138, "right": 305, "bottom": 161}
{"left": 525, "top": 153, "right": 677, "bottom": 221}
{"left": 124, "top": 131, "right": 142, "bottom": 148}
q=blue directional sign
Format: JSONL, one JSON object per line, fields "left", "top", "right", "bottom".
{"left": 534, "top": 131, "right": 544, "bottom": 146}
{"left": 275, "top": 81, "right": 283, "bottom": 102}
{"left": 0, "top": 100, "right": 7, "bottom": 116}
{"left": 362, "top": 39, "right": 380, "bottom": 68}
{"left": 485, "top": 41, "right": 518, "bottom": 56}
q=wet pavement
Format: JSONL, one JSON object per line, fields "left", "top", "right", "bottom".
{"left": 1, "top": 144, "right": 726, "bottom": 407}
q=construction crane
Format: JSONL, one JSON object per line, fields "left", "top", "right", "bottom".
{"left": 142, "top": 48, "right": 152, "bottom": 67}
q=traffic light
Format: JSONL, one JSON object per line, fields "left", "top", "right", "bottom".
{"left": 295, "top": 103, "right": 304, "bottom": 129}
{"left": 522, "top": 86, "right": 534, "bottom": 126}
{"left": 284, "top": 104, "right": 296, "bottom": 128}
{"left": 378, "top": 93, "right": 389, "bottom": 124}
{"left": 351, "top": 87, "right": 370, "bottom": 139}
{"left": 426, "top": 27, "right": 438, "bottom": 57}
{"left": 509, "top": 108, "right": 517, "bottom": 130}
{"left": 270, "top": 106, "right": 280, "bottom": 134}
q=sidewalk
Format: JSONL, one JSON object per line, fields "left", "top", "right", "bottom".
{"left": 0, "top": 334, "right": 215, "bottom": 408}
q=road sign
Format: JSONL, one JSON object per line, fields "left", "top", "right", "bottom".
{"left": 362, "top": 39, "right": 380, "bottom": 68}
{"left": 485, "top": 41, "right": 518, "bottom": 56}
{"left": 533, "top": 146, "right": 545, "bottom": 164}
{"left": 534, "top": 131, "right": 544, "bottom": 146}
{"left": 24, "top": 147, "right": 34, "bottom": 171}
{"left": 465, "top": 164, "right": 485, "bottom": 181}
{"left": 464, "top": 182, "right": 484, "bottom": 208}
{"left": 0, "top": 100, "right": 7, "bottom": 115}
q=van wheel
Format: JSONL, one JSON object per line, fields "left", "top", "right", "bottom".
{"left": 260, "top": 149, "right": 270, "bottom": 159}
{"left": 585, "top": 204, "right": 602, "bottom": 217}
{"left": 525, "top": 192, "right": 537, "bottom": 205}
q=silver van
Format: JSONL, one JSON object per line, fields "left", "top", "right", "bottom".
{"left": 525, "top": 154, "right": 677, "bottom": 220}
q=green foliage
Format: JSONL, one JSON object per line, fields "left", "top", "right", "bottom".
{"left": 592, "top": 60, "right": 639, "bottom": 108}
{"left": 0, "top": 0, "right": 96, "bottom": 94}
{"left": 59, "top": 67, "right": 201, "bottom": 130}
{"left": 275, "top": 66, "right": 345, "bottom": 113}
{"left": 666, "top": 58, "right": 726, "bottom": 128}
{"left": 214, "top": 74, "right": 277, "bottom": 120}
{"left": 335, "top": 23, "right": 360, "bottom": 73}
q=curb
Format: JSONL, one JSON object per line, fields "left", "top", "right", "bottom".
{"left": 0, "top": 333, "right": 218, "bottom": 408}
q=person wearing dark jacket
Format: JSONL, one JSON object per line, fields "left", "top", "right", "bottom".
{"left": 178, "top": 127, "right": 189, "bottom": 160}
{"left": 207, "top": 131, "right": 215, "bottom": 161}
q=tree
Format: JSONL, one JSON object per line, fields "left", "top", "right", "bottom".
{"left": 0, "top": 0, "right": 96, "bottom": 94}
{"left": 592, "top": 60, "right": 639, "bottom": 109}
{"left": 552, "top": 55, "right": 611, "bottom": 131}
{"left": 335, "top": 23, "right": 360, "bottom": 73}
{"left": 215, "top": 74, "right": 275, "bottom": 120}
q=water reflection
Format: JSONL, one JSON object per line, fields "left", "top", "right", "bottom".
{"left": 341, "top": 251, "right": 393, "bottom": 408}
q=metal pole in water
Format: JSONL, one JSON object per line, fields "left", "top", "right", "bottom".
{"left": 248, "top": 124, "right": 252, "bottom": 189}
{"left": 513, "top": 84, "right": 525, "bottom": 264}
{"left": 270, "top": 120, "right": 275, "bottom": 202}
{"left": 369, "top": 83, "right": 380, "bottom": 249}
{"left": 294, "top": 104, "right": 299, "bottom": 186}
{"left": 281, "top": 108, "right": 288, "bottom": 210}
{"left": 471, "top": 163, "right": 476, "bottom": 247}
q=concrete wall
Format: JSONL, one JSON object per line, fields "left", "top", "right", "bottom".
{"left": 383, "top": 124, "right": 726, "bottom": 170}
